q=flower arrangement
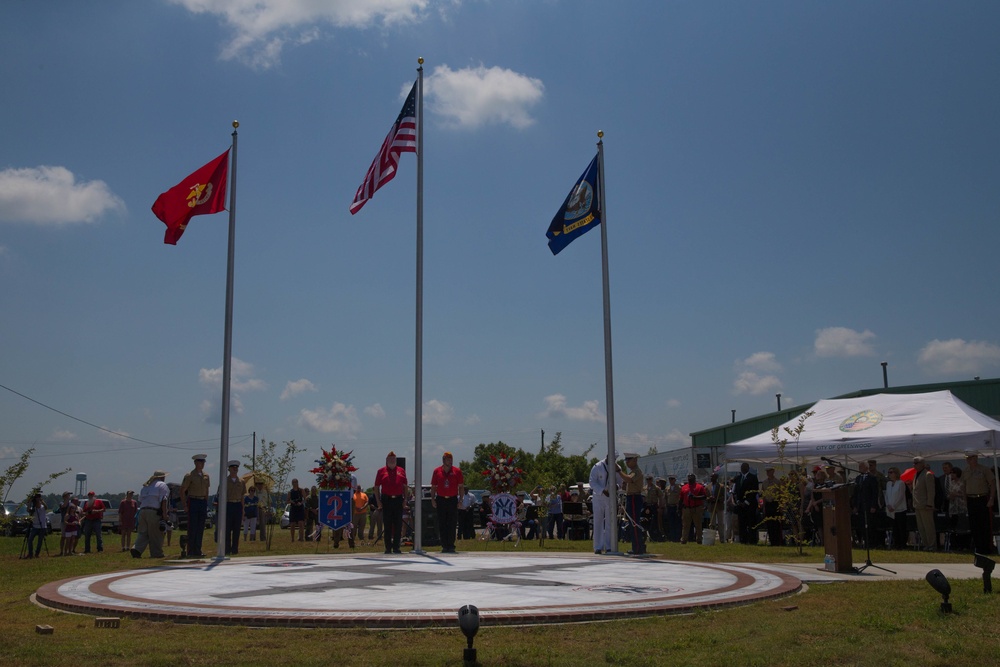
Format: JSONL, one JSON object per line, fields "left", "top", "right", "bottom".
{"left": 309, "top": 445, "right": 357, "bottom": 490}
{"left": 482, "top": 452, "right": 524, "bottom": 494}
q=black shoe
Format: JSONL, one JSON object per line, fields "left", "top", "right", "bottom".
{"left": 384, "top": 549, "right": 392, "bottom": 554}
{"left": 130, "top": 548, "right": 141, "bottom": 559}
{"left": 392, "top": 549, "right": 402, "bottom": 554}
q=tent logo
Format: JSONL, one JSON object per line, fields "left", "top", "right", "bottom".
{"left": 839, "top": 409, "right": 883, "bottom": 432}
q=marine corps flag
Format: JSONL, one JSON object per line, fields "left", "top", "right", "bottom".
{"left": 546, "top": 154, "right": 601, "bottom": 255}
{"left": 151, "top": 149, "right": 230, "bottom": 245}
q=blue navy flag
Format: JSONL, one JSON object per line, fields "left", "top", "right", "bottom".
{"left": 546, "top": 154, "right": 601, "bottom": 255}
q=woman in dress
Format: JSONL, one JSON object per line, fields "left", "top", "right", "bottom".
{"left": 884, "top": 467, "right": 908, "bottom": 549}
{"left": 946, "top": 467, "right": 967, "bottom": 550}
{"left": 288, "top": 478, "right": 305, "bottom": 542}
{"left": 118, "top": 490, "right": 138, "bottom": 552}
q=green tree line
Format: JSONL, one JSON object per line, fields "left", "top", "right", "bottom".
{"left": 457, "top": 432, "right": 598, "bottom": 493}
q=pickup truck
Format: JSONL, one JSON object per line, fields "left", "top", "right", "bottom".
{"left": 46, "top": 499, "right": 119, "bottom": 533}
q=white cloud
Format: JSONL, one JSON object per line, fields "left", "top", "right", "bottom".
{"left": 539, "top": 394, "right": 605, "bottom": 423}
{"left": 0, "top": 446, "right": 16, "bottom": 460}
{"left": 464, "top": 414, "right": 481, "bottom": 426}
{"left": 425, "top": 64, "right": 544, "bottom": 129}
{"left": 0, "top": 166, "right": 125, "bottom": 225}
{"left": 198, "top": 358, "right": 267, "bottom": 392}
{"left": 201, "top": 396, "right": 245, "bottom": 424}
{"left": 814, "top": 327, "right": 876, "bottom": 358}
{"left": 733, "top": 352, "right": 782, "bottom": 395}
{"left": 666, "top": 399, "right": 681, "bottom": 409}
{"left": 423, "top": 399, "right": 454, "bottom": 426}
{"left": 364, "top": 403, "right": 386, "bottom": 419}
{"left": 280, "top": 378, "right": 317, "bottom": 401}
{"left": 740, "top": 351, "right": 782, "bottom": 373}
{"left": 918, "top": 338, "right": 1000, "bottom": 376}
{"left": 733, "top": 371, "right": 782, "bottom": 396}
{"left": 170, "top": 0, "right": 429, "bottom": 68}
{"left": 298, "top": 402, "right": 362, "bottom": 438}
{"left": 198, "top": 359, "right": 260, "bottom": 423}
{"left": 51, "top": 430, "right": 77, "bottom": 441}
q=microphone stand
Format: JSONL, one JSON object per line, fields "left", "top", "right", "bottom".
{"left": 825, "top": 460, "right": 895, "bottom": 575}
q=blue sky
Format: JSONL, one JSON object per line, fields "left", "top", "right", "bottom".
{"left": 2, "top": 1, "right": 999, "bottom": 499}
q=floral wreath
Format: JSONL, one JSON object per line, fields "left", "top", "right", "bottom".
{"left": 309, "top": 445, "right": 357, "bottom": 490}
{"left": 482, "top": 451, "right": 524, "bottom": 494}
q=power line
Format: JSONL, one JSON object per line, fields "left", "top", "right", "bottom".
{"left": 0, "top": 381, "right": 250, "bottom": 452}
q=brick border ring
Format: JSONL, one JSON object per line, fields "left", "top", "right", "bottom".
{"left": 35, "top": 553, "right": 801, "bottom": 628}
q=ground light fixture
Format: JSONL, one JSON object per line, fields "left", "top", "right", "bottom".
{"left": 973, "top": 553, "right": 996, "bottom": 594}
{"left": 924, "top": 569, "right": 952, "bottom": 613}
{"left": 458, "top": 604, "right": 480, "bottom": 666}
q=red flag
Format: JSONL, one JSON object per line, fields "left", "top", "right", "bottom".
{"left": 350, "top": 81, "right": 417, "bottom": 214}
{"left": 151, "top": 149, "right": 230, "bottom": 245}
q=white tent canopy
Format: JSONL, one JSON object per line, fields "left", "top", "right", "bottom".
{"left": 725, "top": 390, "right": 1000, "bottom": 464}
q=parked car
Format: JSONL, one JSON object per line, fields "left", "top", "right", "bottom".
{"left": 468, "top": 489, "right": 487, "bottom": 528}
{"left": 2, "top": 501, "right": 35, "bottom": 536}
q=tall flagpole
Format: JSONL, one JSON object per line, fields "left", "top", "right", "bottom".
{"left": 413, "top": 59, "right": 425, "bottom": 554}
{"left": 216, "top": 121, "right": 239, "bottom": 560}
{"left": 596, "top": 131, "right": 620, "bottom": 553}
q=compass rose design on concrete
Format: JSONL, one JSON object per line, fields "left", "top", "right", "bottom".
{"left": 36, "top": 553, "right": 800, "bottom": 628}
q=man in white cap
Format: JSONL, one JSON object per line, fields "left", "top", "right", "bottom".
{"left": 132, "top": 470, "right": 170, "bottom": 559}
{"left": 589, "top": 453, "right": 624, "bottom": 554}
{"left": 224, "top": 460, "right": 246, "bottom": 555}
{"left": 180, "top": 453, "right": 211, "bottom": 558}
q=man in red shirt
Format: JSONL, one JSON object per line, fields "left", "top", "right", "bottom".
{"left": 679, "top": 474, "right": 707, "bottom": 545}
{"left": 374, "top": 451, "right": 408, "bottom": 554}
{"left": 82, "top": 491, "right": 105, "bottom": 553}
{"left": 431, "top": 452, "right": 465, "bottom": 554}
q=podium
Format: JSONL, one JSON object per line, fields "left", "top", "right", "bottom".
{"left": 819, "top": 485, "right": 853, "bottom": 573}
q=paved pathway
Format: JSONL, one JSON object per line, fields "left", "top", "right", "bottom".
{"left": 35, "top": 552, "right": 801, "bottom": 628}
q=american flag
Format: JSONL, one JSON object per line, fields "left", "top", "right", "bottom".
{"left": 350, "top": 81, "right": 418, "bottom": 215}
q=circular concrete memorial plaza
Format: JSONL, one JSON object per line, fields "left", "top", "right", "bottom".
{"left": 35, "top": 552, "right": 801, "bottom": 628}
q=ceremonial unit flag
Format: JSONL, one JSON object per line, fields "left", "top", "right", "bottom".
{"left": 151, "top": 149, "right": 230, "bottom": 245}
{"left": 349, "top": 81, "right": 418, "bottom": 214}
{"left": 546, "top": 154, "right": 601, "bottom": 255}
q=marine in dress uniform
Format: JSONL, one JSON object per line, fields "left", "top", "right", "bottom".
{"left": 224, "top": 460, "right": 246, "bottom": 555}
{"left": 180, "top": 453, "right": 211, "bottom": 557}
{"left": 620, "top": 453, "right": 646, "bottom": 555}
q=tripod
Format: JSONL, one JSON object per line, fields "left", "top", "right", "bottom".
{"left": 20, "top": 522, "right": 50, "bottom": 559}
{"left": 853, "top": 503, "right": 895, "bottom": 575}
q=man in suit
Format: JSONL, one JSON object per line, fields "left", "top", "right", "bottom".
{"left": 734, "top": 463, "right": 760, "bottom": 545}
{"left": 851, "top": 461, "right": 882, "bottom": 549}
{"left": 911, "top": 456, "right": 937, "bottom": 551}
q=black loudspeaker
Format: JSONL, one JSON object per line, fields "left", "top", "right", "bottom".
{"left": 396, "top": 457, "right": 406, "bottom": 472}
{"left": 420, "top": 498, "right": 440, "bottom": 546}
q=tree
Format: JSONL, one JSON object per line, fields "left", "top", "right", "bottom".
{"left": 458, "top": 434, "right": 599, "bottom": 494}
{"left": 243, "top": 438, "right": 302, "bottom": 549}
{"left": 0, "top": 448, "right": 69, "bottom": 534}
{"left": 764, "top": 411, "right": 815, "bottom": 555}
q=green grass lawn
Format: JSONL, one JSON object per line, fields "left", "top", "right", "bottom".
{"left": 2, "top": 531, "right": 997, "bottom": 666}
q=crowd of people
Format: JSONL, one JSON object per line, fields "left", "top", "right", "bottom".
{"left": 19, "top": 448, "right": 998, "bottom": 561}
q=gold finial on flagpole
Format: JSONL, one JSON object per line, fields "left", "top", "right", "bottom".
{"left": 597, "top": 130, "right": 604, "bottom": 139}
{"left": 418, "top": 57, "right": 424, "bottom": 65}
{"left": 233, "top": 120, "right": 239, "bottom": 129}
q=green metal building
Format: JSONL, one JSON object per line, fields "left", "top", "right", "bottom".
{"left": 691, "top": 377, "right": 1000, "bottom": 449}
